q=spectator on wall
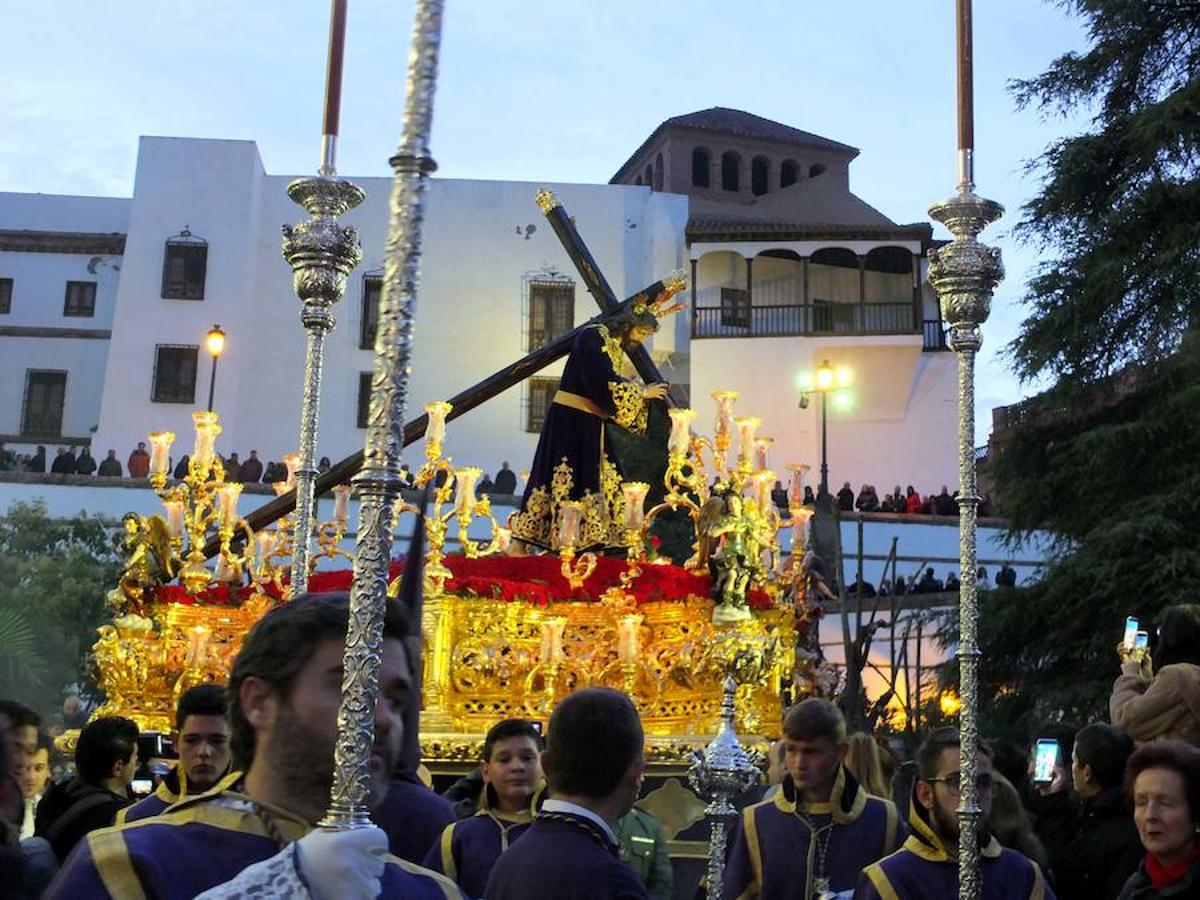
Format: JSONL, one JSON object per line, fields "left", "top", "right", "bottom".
{"left": 75, "top": 447, "right": 96, "bottom": 476}
{"left": 238, "top": 450, "right": 263, "bottom": 484}
{"left": 996, "top": 563, "right": 1017, "bottom": 587}
{"left": 904, "top": 485, "right": 922, "bottom": 514}
{"left": 97, "top": 450, "right": 122, "bottom": 477}
{"left": 837, "top": 482, "right": 855, "bottom": 511}
{"left": 493, "top": 462, "right": 517, "bottom": 495}
{"left": 127, "top": 443, "right": 149, "bottom": 478}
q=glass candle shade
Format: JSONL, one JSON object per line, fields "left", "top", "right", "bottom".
{"left": 454, "top": 467, "right": 481, "bottom": 517}
{"left": 216, "top": 483, "right": 242, "bottom": 529}
{"left": 617, "top": 613, "right": 643, "bottom": 665}
{"left": 191, "top": 411, "right": 221, "bottom": 471}
{"left": 425, "top": 400, "right": 453, "bottom": 448}
{"left": 754, "top": 471, "right": 775, "bottom": 512}
{"left": 622, "top": 482, "right": 650, "bottom": 531}
{"left": 495, "top": 526, "right": 512, "bottom": 554}
{"left": 256, "top": 530, "right": 276, "bottom": 564}
{"left": 271, "top": 481, "right": 290, "bottom": 497}
{"left": 557, "top": 502, "right": 584, "bottom": 548}
{"left": 162, "top": 501, "right": 186, "bottom": 539}
{"left": 214, "top": 553, "right": 236, "bottom": 582}
{"left": 667, "top": 408, "right": 696, "bottom": 457}
{"left": 735, "top": 417, "right": 762, "bottom": 464}
{"left": 712, "top": 390, "right": 739, "bottom": 441}
{"left": 788, "top": 463, "right": 811, "bottom": 507}
{"left": 282, "top": 453, "right": 300, "bottom": 489}
{"left": 540, "top": 616, "right": 567, "bottom": 666}
{"left": 754, "top": 436, "right": 773, "bottom": 472}
{"left": 332, "top": 485, "right": 352, "bottom": 527}
{"left": 148, "top": 431, "right": 175, "bottom": 479}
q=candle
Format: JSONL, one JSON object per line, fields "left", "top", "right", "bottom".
{"left": 558, "top": 502, "right": 584, "bottom": 548}
{"left": 788, "top": 463, "right": 811, "bottom": 507}
{"left": 754, "top": 436, "right": 773, "bottom": 472}
{"left": 191, "top": 411, "right": 221, "bottom": 471}
{"left": 332, "top": 485, "right": 351, "bottom": 526}
{"left": 667, "top": 408, "right": 696, "bottom": 457}
{"left": 148, "top": 431, "right": 175, "bottom": 479}
{"left": 736, "top": 417, "right": 762, "bottom": 463}
{"left": 454, "top": 467, "right": 481, "bottom": 518}
{"left": 712, "top": 390, "right": 738, "bottom": 440}
{"left": 622, "top": 482, "right": 650, "bottom": 531}
{"left": 754, "top": 471, "right": 775, "bottom": 511}
{"left": 162, "top": 501, "right": 186, "bottom": 539}
{"left": 282, "top": 453, "right": 300, "bottom": 489}
{"left": 540, "top": 616, "right": 567, "bottom": 666}
{"left": 216, "top": 483, "right": 242, "bottom": 529}
{"left": 425, "top": 400, "right": 453, "bottom": 448}
{"left": 214, "top": 554, "right": 236, "bottom": 582}
{"left": 256, "top": 530, "right": 276, "bottom": 564}
{"left": 617, "top": 613, "right": 643, "bottom": 666}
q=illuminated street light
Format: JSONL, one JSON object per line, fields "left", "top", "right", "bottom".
{"left": 205, "top": 324, "right": 226, "bottom": 412}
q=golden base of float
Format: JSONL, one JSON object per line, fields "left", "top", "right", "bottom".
{"left": 418, "top": 592, "right": 794, "bottom": 764}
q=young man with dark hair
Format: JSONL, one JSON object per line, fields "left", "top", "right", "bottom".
{"left": 725, "top": 698, "right": 903, "bottom": 898}
{"left": 1049, "top": 723, "right": 1142, "bottom": 899}
{"left": 424, "top": 718, "right": 545, "bottom": 897}
{"left": 46, "top": 593, "right": 460, "bottom": 899}
{"left": 35, "top": 715, "right": 138, "bottom": 862}
{"left": 485, "top": 687, "right": 648, "bottom": 899}
{"left": 19, "top": 731, "right": 53, "bottom": 839}
{"left": 856, "top": 726, "right": 1053, "bottom": 899}
{"left": 119, "top": 683, "right": 234, "bottom": 824}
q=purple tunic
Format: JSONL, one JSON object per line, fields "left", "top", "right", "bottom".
{"left": 423, "top": 807, "right": 534, "bottom": 899}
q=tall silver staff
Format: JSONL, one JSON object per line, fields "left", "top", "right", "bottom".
{"left": 925, "top": 1, "right": 1003, "bottom": 895}
{"left": 319, "top": 0, "right": 445, "bottom": 827}
{"left": 282, "top": 0, "right": 365, "bottom": 595}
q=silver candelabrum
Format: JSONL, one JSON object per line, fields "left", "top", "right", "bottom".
{"left": 688, "top": 676, "right": 762, "bottom": 900}
{"left": 281, "top": 176, "right": 364, "bottom": 595}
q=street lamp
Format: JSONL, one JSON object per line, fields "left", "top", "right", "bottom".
{"left": 798, "top": 359, "right": 851, "bottom": 499}
{"left": 205, "top": 324, "right": 226, "bottom": 412}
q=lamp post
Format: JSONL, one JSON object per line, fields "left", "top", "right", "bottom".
{"left": 800, "top": 359, "right": 841, "bottom": 499}
{"left": 204, "top": 325, "right": 226, "bottom": 412}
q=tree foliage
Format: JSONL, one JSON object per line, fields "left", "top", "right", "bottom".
{"left": 0, "top": 501, "right": 120, "bottom": 715}
{"left": 971, "top": 1, "right": 1200, "bottom": 737}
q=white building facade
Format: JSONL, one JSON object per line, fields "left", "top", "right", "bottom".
{"left": 2, "top": 109, "right": 957, "bottom": 494}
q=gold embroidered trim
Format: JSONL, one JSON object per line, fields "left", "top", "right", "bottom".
{"left": 509, "top": 458, "right": 625, "bottom": 550}
{"left": 599, "top": 325, "right": 625, "bottom": 372}
{"left": 609, "top": 381, "right": 647, "bottom": 434}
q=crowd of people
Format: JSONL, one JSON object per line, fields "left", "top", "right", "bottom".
{"left": 835, "top": 483, "right": 997, "bottom": 519}
{"left": 2, "top": 598, "right": 1199, "bottom": 899}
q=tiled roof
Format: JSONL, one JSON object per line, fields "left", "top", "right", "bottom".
{"left": 686, "top": 216, "right": 934, "bottom": 244}
{"left": 611, "top": 107, "right": 857, "bottom": 182}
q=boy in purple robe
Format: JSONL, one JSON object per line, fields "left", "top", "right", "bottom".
{"left": 424, "top": 718, "right": 545, "bottom": 897}
{"left": 485, "top": 688, "right": 647, "bottom": 900}
{"left": 855, "top": 726, "right": 1054, "bottom": 900}
{"left": 724, "top": 698, "right": 905, "bottom": 899}
{"left": 43, "top": 593, "right": 462, "bottom": 899}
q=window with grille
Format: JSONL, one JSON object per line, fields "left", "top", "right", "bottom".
{"left": 720, "top": 287, "right": 750, "bottom": 328}
{"left": 526, "top": 376, "right": 559, "bottom": 433}
{"left": 152, "top": 345, "right": 199, "bottom": 403}
{"left": 0, "top": 278, "right": 11, "bottom": 314}
{"left": 357, "top": 372, "right": 372, "bottom": 428}
{"left": 528, "top": 280, "right": 575, "bottom": 351}
{"left": 161, "top": 239, "right": 208, "bottom": 299}
{"left": 21, "top": 370, "right": 67, "bottom": 437}
{"left": 63, "top": 281, "right": 96, "bottom": 317}
{"left": 361, "top": 275, "right": 382, "bottom": 349}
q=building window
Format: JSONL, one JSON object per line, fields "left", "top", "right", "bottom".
{"left": 781, "top": 159, "right": 799, "bottom": 188}
{"left": 692, "top": 148, "right": 710, "bottom": 188}
{"left": 720, "top": 287, "right": 751, "bottom": 328}
{"left": 644, "top": 164, "right": 653, "bottom": 188}
{"left": 527, "top": 278, "right": 575, "bottom": 351}
{"left": 653, "top": 153, "right": 664, "bottom": 191}
{"left": 0, "top": 278, "right": 11, "bottom": 314}
{"left": 361, "top": 274, "right": 383, "bottom": 349}
{"left": 21, "top": 370, "right": 67, "bottom": 437}
{"left": 151, "top": 345, "right": 199, "bottom": 403}
{"left": 809, "top": 163, "right": 827, "bottom": 178}
{"left": 161, "top": 231, "right": 208, "bottom": 300}
{"left": 526, "top": 376, "right": 559, "bottom": 433}
{"left": 63, "top": 281, "right": 96, "bottom": 317}
{"left": 357, "top": 372, "right": 372, "bottom": 428}
{"left": 721, "top": 152, "right": 740, "bottom": 192}
{"left": 751, "top": 156, "right": 770, "bottom": 196}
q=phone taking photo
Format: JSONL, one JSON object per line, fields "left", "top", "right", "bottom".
{"left": 1135, "top": 631, "right": 1149, "bottom": 652}
{"left": 1033, "top": 739, "right": 1059, "bottom": 785}
{"left": 1123, "top": 616, "right": 1139, "bottom": 650}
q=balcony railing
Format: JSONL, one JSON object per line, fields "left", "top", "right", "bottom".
{"left": 923, "top": 319, "right": 949, "bottom": 351}
{"left": 692, "top": 302, "right": 918, "bottom": 339}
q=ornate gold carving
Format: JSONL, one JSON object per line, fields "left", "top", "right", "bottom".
{"left": 534, "top": 188, "right": 560, "bottom": 214}
{"left": 609, "top": 381, "right": 647, "bottom": 433}
{"left": 637, "top": 777, "right": 709, "bottom": 841}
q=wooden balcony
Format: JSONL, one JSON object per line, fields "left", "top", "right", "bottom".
{"left": 691, "top": 301, "right": 920, "bottom": 339}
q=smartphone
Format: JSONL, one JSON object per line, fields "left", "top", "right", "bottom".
{"left": 1033, "top": 739, "right": 1060, "bottom": 785}
{"left": 1123, "top": 616, "right": 1139, "bottom": 650}
{"left": 1136, "top": 631, "right": 1149, "bottom": 652}
{"left": 130, "top": 778, "right": 153, "bottom": 797}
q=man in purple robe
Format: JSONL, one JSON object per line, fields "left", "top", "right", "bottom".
{"left": 855, "top": 727, "right": 1054, "bottom": 900}
{"left": 44, "top": 593, "right": 461, "bottom": 899}
{"left": 724, "top": 698, "right": 904, "bottom": 899}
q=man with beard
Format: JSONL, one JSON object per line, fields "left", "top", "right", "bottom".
{"left": 44, "top": 592, "right": 460, "bottom": 899}
{"left": 724, "top": 698, "right": 903, "bottom": 899}
{"left": 855, "top": 727, "right": 1054, "bottom": 899}
{"left": 118, "top": 684, "right": 235, "bottom": 824}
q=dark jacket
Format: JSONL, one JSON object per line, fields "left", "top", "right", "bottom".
{"left": 1118, "top": 854, "right": 1200, "bottom": 900}
{"left": 75, "top": 452, "right": 96, "bottom": 475}
{"left": 493, "top": 468, "right": 517, "bottom": 495}
{"left": 33, "top": 776, "right": 129, "bottom": 863}
{"left": 1052, "top": 787, "right": 1143, "bottom": 900}
{"left": 97, "top": 457, "right": 122, "bottom": 477}
{"left": 374, "top": 774, "right": 457, "bottom": 864}
{"left": 837, "top": 487, "right": 855, "bottom": 510}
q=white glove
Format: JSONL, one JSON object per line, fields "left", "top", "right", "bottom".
{"left": 295, "top": 825, "right": 388, "bottom": 900}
